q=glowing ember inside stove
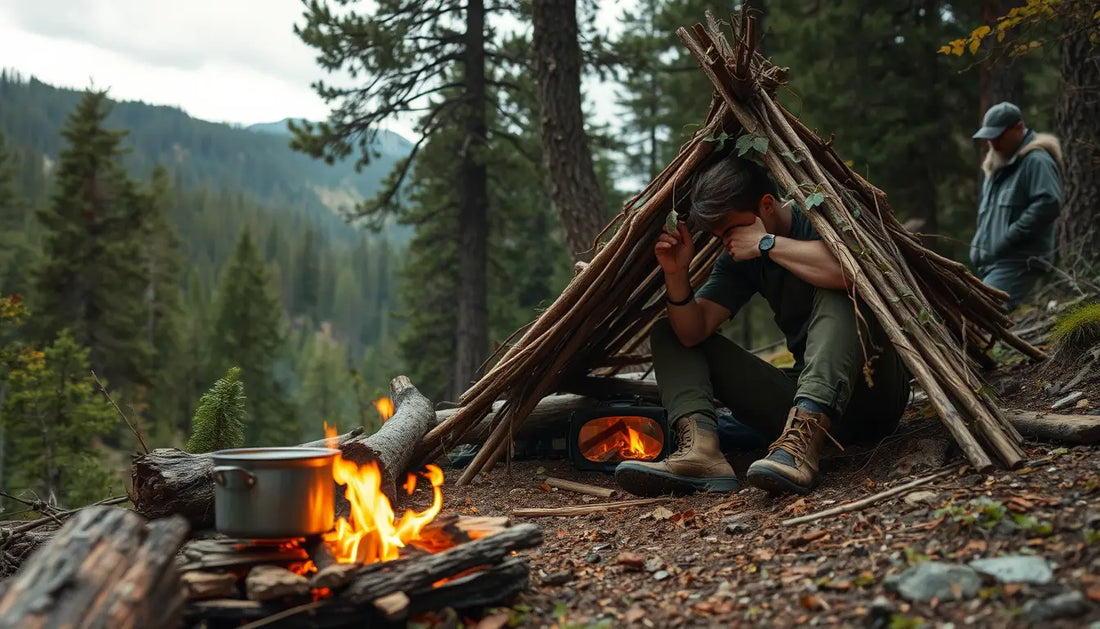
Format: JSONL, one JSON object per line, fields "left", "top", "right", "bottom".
{"left": 577, "top": 415, "right": 664, "bottom": 463}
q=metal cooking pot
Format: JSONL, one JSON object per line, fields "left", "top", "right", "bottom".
{"left": 211, "top": 447, "right": 339, "bottom": 538}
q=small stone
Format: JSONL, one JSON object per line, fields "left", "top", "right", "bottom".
{"left": 182, "top": 571, "right": 238, "bottom": 600}
{"left": 541, "top": 570, "right": 573, "bottom": 586}
{"left": 645, "top": 557, "right": 665, "bottom": 572}
{"left": 585, "top": 553, "right": 602, "bottom": 564}
{"left": 616, "top": 552, "right": 646, "bottom": 570}
{"left": 903, "top": 490, "right": 938, "bottom": 506}
{"left": 726, "top": 521, "right": 750, "bottom": 535}
{"left": 244, "top": 565, "right": 310, "bottom": 602}
{"left": 311, "top": 563, "right": 361, "bottom": 589}
{"left": 653, "top": 569, "right": 671, "bottom": 581}
{"left": 884, "top": 561, "right": 981, "bottom": 602}
{"left": 970, "top": 555, "right": 1053, "bottom": 585}
{"left": 1024, "top": 591, "right": 1090, "bottom": 622}
{"left": 1077, "top": 398, "right": 1092, "bottom": 409}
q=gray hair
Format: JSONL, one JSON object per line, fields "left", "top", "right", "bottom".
{"left": 687, "top": 156, "right": 777, "bottom": 232}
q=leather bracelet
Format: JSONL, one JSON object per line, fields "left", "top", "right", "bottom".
{"left": 666, "top": 289, "right": 694, "bottom": 306}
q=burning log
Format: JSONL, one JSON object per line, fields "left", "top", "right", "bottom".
{"left": 130, "top": 375, "right": 436, "bottom": 529}
{"left": 0, "top": 506, "right": 189, "bottom": 628}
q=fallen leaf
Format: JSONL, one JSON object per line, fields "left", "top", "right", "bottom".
{"left": 753, "top": 547, "right": 775, "bottom": 562}
{"left": 1076, "top": 398, "right": 1091, "bottom": 409}
{"left": 476, "top": 612, "right": 511, "bottom": 629}
{"left": 1086, "top": 587, "right": 1100, "bottom": 602}
{"left": 781, "top": 498, "right": 811, "bottom": 516}
{"left": 538, "top": 483, "right": 552, "bottom": 492}
{"left": 623, "top": 605, "right": 646, "bottom": 623}
{"left": 647, "top": 506, "right": 675, "bottom": 521}
{"left": 801, "top": 594, "right": 829, "bottom": 611}
{"left": 962, "top": 539, "right": 987, "bottom": 554}
{"left": 1003, "top": 583, "right": 1022, "bottom": 596}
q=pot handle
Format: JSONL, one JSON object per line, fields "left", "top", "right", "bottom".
{"left": 212, "top": 466, "right": 256, "bottom": 490}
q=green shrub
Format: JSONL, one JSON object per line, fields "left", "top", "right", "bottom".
{"left": 186, "top": 367, "right": 247, "bottom": 454}
{"left": 1050, "top": 302, "right": 1100, "bottom": 351}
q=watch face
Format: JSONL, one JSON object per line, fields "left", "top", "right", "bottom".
{"left": 760, "top": 234, "right": 775, "bottom": 252}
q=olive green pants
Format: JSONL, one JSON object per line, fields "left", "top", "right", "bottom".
{"left": 652, "top": 288, "right": 911, "bottom": 445}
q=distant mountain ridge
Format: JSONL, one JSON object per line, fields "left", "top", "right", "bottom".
{"left": 0, "top": 73, "right": 414, "bottom": 243}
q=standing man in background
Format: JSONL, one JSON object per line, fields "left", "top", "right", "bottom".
{"left": 970, "top": 102, "right": 1064, "bottom": 311}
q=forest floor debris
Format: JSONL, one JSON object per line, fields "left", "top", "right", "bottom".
{"left": 406, "top": 355, "right": 1100, "bottom": 627}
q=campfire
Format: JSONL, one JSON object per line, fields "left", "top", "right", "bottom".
{"left": 0, "top": 376, "right": 542, "bottom": 628}
{"left": 322, "top": 422, "right": 444, "bottom": 564}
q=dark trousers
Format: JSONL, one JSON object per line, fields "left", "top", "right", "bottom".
{"left": 651, "top": 288, "right": 911, "bottom": 447}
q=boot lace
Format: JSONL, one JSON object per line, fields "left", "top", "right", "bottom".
{"left": 769, "top": 412, "right": 843, "bottom": 462}
{"left": 671, "top": 420, "right": 694, "bottom": 457}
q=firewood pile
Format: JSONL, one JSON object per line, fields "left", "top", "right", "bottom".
{"left": 0, "top": 506, "right": 540, "bottom": 628}
{"left": 418, "top": 9, "right": 1043, "bottom": 481}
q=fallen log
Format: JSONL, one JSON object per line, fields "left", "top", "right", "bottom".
{"left": 130, "top": 375, "right": 435, "bottom": 529}
{"left": 1005, "top": 410, "right": 1100, "bottom": 445}
{"left": 0, "top": 506, "right": 189, "bottom": 628}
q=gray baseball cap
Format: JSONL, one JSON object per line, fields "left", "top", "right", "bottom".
{"left": 973, "top": 102, "right": 1022, "bottom": 139}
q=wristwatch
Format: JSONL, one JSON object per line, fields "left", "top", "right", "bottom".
{"left": 758, "top": 233, "right": 776, "bottom": 260}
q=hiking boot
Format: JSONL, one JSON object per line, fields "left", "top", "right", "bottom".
{"left": 745, "top": 407, "right": 842, "bottom": 495}
{"left": 614, "top": 413, "right": 740, "bottom": 497}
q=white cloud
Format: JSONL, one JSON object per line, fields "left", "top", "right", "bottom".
{"left": 0, "top": 1, "right": 426, "bottom": 137}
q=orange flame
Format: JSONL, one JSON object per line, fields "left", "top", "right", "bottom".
{"left": 322, "top": 424, "right": 443, "bottom": 564}
{"left": 374, "top": 397, "right": 394, "bottom": 421}
{"left": 624, "top": 426, "right": 650, "bottom": 457}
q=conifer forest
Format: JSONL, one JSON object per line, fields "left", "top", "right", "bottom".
{"left": 0, "top": 0, "right": 1097, "bottom": 523}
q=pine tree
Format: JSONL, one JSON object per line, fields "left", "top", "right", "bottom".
{"left": 297, "top": 328, "right": 355, "bottom": 441}
{"left": 186, "top": 366, "right": 246, "bottom": 454}
{"left": 295, "top": 227, "right": 321, "bottom": 322}
{"left": 210, "top": 228, "right": 298, "bottom": 446}
{"left": 140, "top": 166, "right": 185, "bottom": 441}
{"left": 1, "top": 329, "right": 118, "bottom": 508}
{"left": 31, "top": 90, "right": 152, "bottom": 389}
{"left": 0, "top": 131, "right": 33, "bottom": 296}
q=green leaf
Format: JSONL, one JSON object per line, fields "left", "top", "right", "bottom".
{"left": 805, "top": 192, "right": 825, "bottom": 208}
{"left": 752, "top": 136, "right": 769, "bottom": 154}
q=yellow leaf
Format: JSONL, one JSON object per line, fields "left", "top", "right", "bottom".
{"left": 937, "top": 45, "right": 952, "bottom": 55}
{"left": 969, "top": 38, "right": 982, "bottom": 54}
{"left": 952, "top": 41, "right": 966, "bottom": 55}
{"left": 998, "top": 30, "right": 1006, "bottom": 42}
{"left": 972, "top": 25, "right": 992, "bottom": 39}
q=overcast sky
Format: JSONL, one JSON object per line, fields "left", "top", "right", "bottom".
{"left": 0, "top": 1, "right": 406, "bottom": 133}
{"left": 0, "top": 1, "right": 622, "bottom": 141}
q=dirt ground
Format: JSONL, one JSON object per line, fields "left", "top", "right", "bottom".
{"left": 409, "top": 354, "right": 1100, "bottom": 628}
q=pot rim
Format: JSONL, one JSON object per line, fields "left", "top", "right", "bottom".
{"left": 211, "top": 446, "right": 340, "bottom": 465}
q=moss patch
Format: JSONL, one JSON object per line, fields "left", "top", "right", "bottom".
{"left": 1050, "top": 302, "right": 1100, "bottom": 351}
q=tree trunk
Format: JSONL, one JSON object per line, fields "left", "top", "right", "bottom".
{"left": 532, "top": 0, "right": 607, "bottom": 263}
{"left": 979, "top": 0, "right": 1025, "bottom": 168}
{"left": 453, "top": 0, "right": 490, "bottom": 400}
{"left": 0, "top": 506, "right": 189, "bottom": 628}
{"left": 1055, "top": 23, "right": 1100, "bottom": 266}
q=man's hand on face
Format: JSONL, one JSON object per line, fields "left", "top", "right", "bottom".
{"left": 722, "top": 216, "right": 767, "bottom": 261}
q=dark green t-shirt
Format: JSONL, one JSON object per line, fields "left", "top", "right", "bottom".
{"left": 696, "top": 203, "right": 821, "bottom": 369}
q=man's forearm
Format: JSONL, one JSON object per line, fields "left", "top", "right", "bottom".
{"left": 664, "top": 272, "right": 708, "bottom": 346}
{"left": 769, "top": 237, "right": 851, "bottom": 290}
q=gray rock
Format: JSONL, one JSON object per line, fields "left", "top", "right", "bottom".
{"left": 653, "top": 570, "right": 671, "bottom": 581}
{"left": 903, "top": 490, "right": 938, "bottom": 506}
{"left": 1024, "top": 591, "right": 1091, "bottom": 622}
{"left": 585, "top": 553, "right": 602, "bottom": 564}
{"left": 894, "top": 438, "right": 951, "bottom": 475}
{"left": 969, "top": 555, "right": 1053, "bottom": 585}
{"left": 884, "top": 562, "right": 981, "bottom": 602}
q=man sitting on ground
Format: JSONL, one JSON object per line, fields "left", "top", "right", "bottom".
{"left": 615, "top": 155, "right": 911, "bottom": 497}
